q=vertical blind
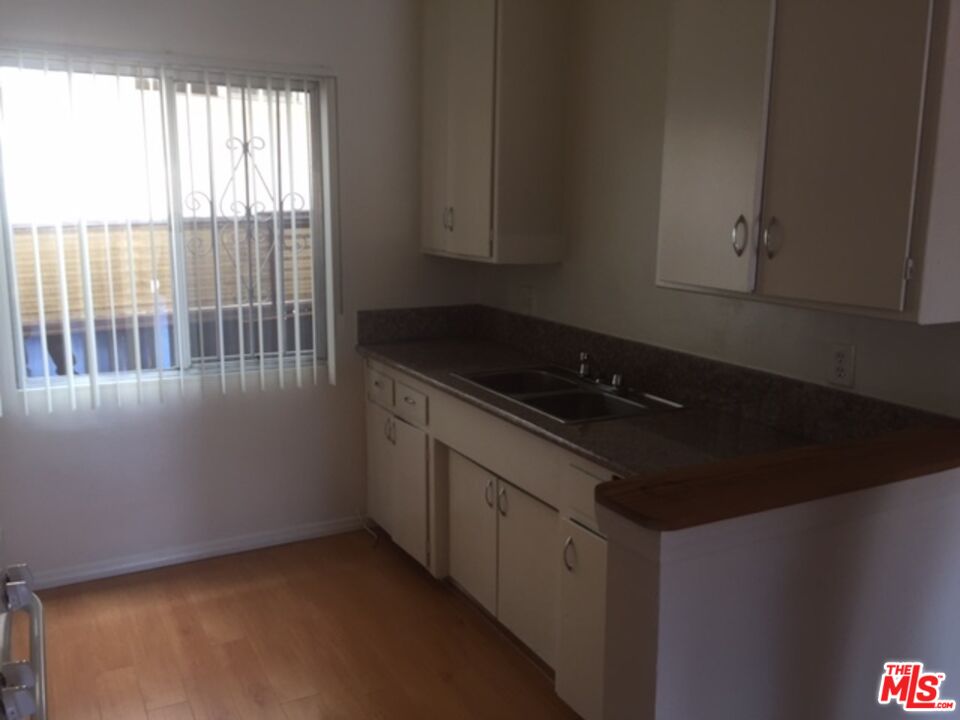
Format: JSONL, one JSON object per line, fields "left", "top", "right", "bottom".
{"left": 0, "top": 50, "right": 338, "bottom": 415}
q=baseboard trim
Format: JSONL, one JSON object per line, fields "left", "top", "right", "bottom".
{"left": 33, "top": 516, "right": 364, "bottom": 590}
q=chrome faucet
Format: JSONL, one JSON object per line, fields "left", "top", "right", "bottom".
{"left": 577, "top": 352, "right": 591, "bottom": 378}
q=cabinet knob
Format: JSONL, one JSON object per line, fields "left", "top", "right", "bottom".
{"left": 763, "top": 216, "right": 782, "bottom": 259}
{"left": 497, "top": 487, "right": 508, "bottom": 517}
{"left": 484, "top": 480, "right": 495, "bottom": 508}
{"left": 731, "top": 214, "right": 748, "bottom": 257}
{"left": 563, "top": 536, "right": 576, "bottom": 572}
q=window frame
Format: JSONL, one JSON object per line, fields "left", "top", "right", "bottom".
{"left": 0, "top": 49, "right": 340, "bottom": 410}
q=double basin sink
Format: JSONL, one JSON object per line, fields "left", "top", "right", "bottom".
{"left": 453, "top": 367, "right": 681, "bottom": 424}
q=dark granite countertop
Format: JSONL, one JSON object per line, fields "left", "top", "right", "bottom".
{"left": 356, "top": 306, "right": 960, "bottom": 531}
{"left": 357, "top": 339, "right": 804, "bottom": 480}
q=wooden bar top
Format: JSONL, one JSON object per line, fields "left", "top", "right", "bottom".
{"left": 596, "top": 426, "right": 960, "bottom": 531}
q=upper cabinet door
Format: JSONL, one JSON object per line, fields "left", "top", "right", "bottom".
{"left": 446, "top": 0, "right": 497, "bottom": 258}
{"left": 421, "top": 0, "right": 495, "bottom": 259}
{"left": 657, "top": 0, "right": 774, "bottom": 293}
{"left": 421, "top": 0, "right": 452, "bottom": 255}
{"left": 757, "top": 0, "right": 932, "bottom": 310}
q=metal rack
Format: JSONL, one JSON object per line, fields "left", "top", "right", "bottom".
{"left": 1, "top": 565, "right": 46, "bottom": 720}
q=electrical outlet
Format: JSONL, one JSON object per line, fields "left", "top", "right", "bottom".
{"left": 829, "top": 343, "right": 856, "bottom": 388}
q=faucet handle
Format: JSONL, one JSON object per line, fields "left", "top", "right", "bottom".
{"left": 610, "top": 373, "right": 623, "bottom": 390}
{"left": 577, "top": 352, "right": 591, "bottom": 378}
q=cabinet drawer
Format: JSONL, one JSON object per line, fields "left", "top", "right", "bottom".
{"left": 367, "top": 369, "right": 394, "bottom": 409}
{"left": 395, "top": 382, "right": 429, "bottom": 427}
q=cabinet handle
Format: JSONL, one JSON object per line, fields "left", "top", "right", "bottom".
{"left": 731, "top": 214, "right": 747, "bottom": 257}
{"left": 497, "top": 487, "right": 508, "bottom": 517}
{"left": 484, "top": 480, "right": 494, "bottom": 508}
{"left": 563, "top": 536, "right": 576, "bottom": 572}
{"left": 762, "top": 216, "right": 782, "bottom": 259}
{"left": 403, "top": 396, "right": 416, "bottom": 406}
{"left": 383, "top": 417, "right": 391, "bottom": 441}
{"left": 443, "top": 207, "right": 456, "bottom": 232}
{"left": 372, "top": 379, "right": 382, "bottom": 389}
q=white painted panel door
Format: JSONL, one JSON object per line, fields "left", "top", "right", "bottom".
{"left": 421, "top": 0, "right": 451, "bottom": 254}
{"left": 391, "top": 417, "right": 428, "bottom": 567}
{"left": 497, "top": 480, "right": 558, "bottom": 666}
{"left": 657, "top": 0, "right": 774, "bottom": 292}
{"left": 446, "top": 0, "right": 496, "bottom": 258}
{"left": 365, "top": 401, "right": 394, "bottom": 533}
{"left": 556, "top": 519, "right": 608, "bottom": 720}
{"left": 756, "top": 0, "right": 931, "bottom": 310}
{"left": 448, "top": 451, "right": 498, "bottom": 614}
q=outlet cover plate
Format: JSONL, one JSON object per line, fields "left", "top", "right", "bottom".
{"left": 829, "top": 343, "right": 856, "bottom": 388}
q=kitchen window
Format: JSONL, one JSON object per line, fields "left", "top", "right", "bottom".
{"left": 0, "top": 51, "right": 338, "bottom": 413}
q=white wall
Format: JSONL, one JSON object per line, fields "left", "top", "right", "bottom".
{"left": 600, "top": 468, "right": 960, "bottom": 720}
{"left": 654, "top": 468, "right": 960, "bottom": 720}
{"left": 473, "top": 0, "right": 960, "bottom": 418}
{"left": 0, "top": 0, "right": 476, "bottom": 584}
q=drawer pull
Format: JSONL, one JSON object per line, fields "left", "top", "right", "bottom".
{"left": 403, "top": 396, "right": 416, "bottom": 405}
{"left": 484, "top": 480, "right": 494, "bottom": 508}
{"left": 372, "top": 379, "right": 382, "bottom": 389}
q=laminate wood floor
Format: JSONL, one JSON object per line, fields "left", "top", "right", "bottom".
{"left": 26, "top": 532, "right": 579, "bottom": 719}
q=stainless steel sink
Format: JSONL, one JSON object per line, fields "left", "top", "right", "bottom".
{"left": 521, "top": 391, "right": 651, "bottom": 423}
{"left": 458, "top": 368, "right": 579, "bottom": 395}
{"left": 453, "top": 367, "right": 681, "bottom": 424}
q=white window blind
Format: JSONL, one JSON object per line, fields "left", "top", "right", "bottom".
{"left": 0, "top": 50, "right": 338, "bottom": 415}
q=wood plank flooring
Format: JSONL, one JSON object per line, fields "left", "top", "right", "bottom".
{"left": 28, "top": 532, "right": 578, "bottom": 719}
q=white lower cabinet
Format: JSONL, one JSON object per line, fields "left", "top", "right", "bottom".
{"left": 556, "top": 518, "right": 608, "bottom": 720}
{"left": 496, "top": 481, "right": 559, "bottom": 667}
{"left": 448, "top": 451, "right": 498, "bottom": 614}
{"left": 447, "top": 451, "right": 560, "bottom": 666}
{"left": 365, "top": 401, "right": 394, "bottom": 535}
{"left": 391, "top": 418, "right": 428, "bottom": 567}
{"left": 365, "top": 362, "right": 610, "bottom": 715}
{"left": 365, "top": 399, "right": 428, "bottom": 567}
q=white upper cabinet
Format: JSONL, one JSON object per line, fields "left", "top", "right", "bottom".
{"left": 421, "top": 0, "right": 572, "bottom": 264}
{"left": 756, "top": 0, "right": 931, "bottom": 310}
{"left": 657, "top": 0, "right": 774, "bottom": 293}
{"left": 657, "top": 0, "right": 960, "bottom": 324}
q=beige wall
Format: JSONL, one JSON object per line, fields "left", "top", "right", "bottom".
{"left": 473, "top": 0, "right": 960, "bottom": 418}
{"left": 0, "top": 0, "right": 476, "bottom": 582}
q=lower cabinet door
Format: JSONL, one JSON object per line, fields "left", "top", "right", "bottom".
{"left": 497, "top": 480, "right": 558, "bottom": 666}
{"left": 556, "top": 518, "right": 608, "bottom": 720}
{"left": 447, "top": 451, "right": 498, "bottom": 614}
{"left": 391, "top": 417, "right": 428, "bottom": 567}
{"left": 365, "top": 401, "right": 394, "bottom": 534}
